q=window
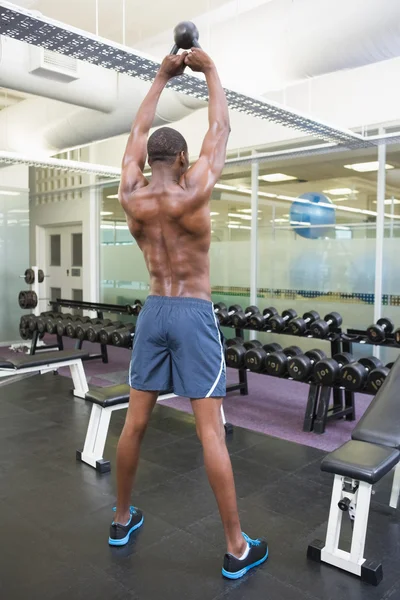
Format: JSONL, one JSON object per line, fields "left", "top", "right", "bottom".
{"left": 50, "top": 234, "right": 61, "bottom": 266}
{"left": 72, "top": 289, "right": 83, "bottom": 316}
{"left": 50, "top": 287, "right": 61, "bottom": 302}
{"left": 72, "top": 233, "right": 83, "bottom": 267}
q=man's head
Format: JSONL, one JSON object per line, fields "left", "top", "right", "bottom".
{"left": 147, "top": 127, "right": 189, "bottom": 174}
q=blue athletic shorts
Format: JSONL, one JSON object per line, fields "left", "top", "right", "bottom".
{"left": 129, "top": 296, "right": 226, "bottom": 398}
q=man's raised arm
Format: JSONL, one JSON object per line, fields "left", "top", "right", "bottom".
{"left": 184, "top": 49, "right": 230, "bottom": 196}
{"left": 119, "top": 53, "right": 187, "bottom": 200}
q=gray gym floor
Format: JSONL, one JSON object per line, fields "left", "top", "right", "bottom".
{"left": 0, "top": 373, "right": 399, "bottom": 599}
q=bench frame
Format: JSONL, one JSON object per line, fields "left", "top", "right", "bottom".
{"left": 0, "top": 358, "right": 89, "bottom": 399}
{"left": 308, "top": 463, "right": 400, "bottom": 585}
{"left": 77, "top": 394, "right": 229, "bottom": 473}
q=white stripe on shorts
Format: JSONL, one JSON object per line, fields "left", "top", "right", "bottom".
{"left": 205, "top": 309, "right": 226, "bottom": 398}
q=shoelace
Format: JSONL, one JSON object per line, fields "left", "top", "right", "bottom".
{"left": 242, "top": 532, "right": 261, "bottom": 547}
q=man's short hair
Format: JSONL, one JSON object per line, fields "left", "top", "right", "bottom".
{"left": 147, "top": 127, "right": 188, "bottom": 164}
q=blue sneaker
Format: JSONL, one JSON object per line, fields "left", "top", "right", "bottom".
{"left": 108, "top": 506, "right": 144, "bottom": 546}
{"left": 222, "top": 533, "right": 268, "bottom": 579}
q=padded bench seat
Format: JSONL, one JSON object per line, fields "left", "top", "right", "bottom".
{"left": 0, "top": 349, "right": 89, "bottom": 369}
{"left": 0, "top": 349, "right": 89, "bottom": 399}
{"left": 85, "top": 384, "right": 174, "bottom": 408}
{"left": 322, "top": 440, "right": 400, "bottom": 485}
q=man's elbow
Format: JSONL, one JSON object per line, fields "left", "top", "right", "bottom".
{"left": 211, "top": 120, "right": 231, "bottom": 135}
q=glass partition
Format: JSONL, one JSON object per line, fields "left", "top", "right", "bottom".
{"left": 0, "top": 189, "right": 29, "bottom": 343}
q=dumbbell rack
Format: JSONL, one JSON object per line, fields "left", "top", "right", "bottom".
{"left": 46, "top": 298, "right": 141, "bottom": 362}
{"left": 13, "top": 266, "right": 47, "bottom": 353}
{"left": 223, "top": 317, "right": 354, "bottom": 434}
{"left": 31, "top": 298, "right": 135, "bottom": 362}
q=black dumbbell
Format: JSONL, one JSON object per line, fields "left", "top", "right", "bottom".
{"left": 125, "top": 299, "right": 143, "bottom": 316}
{"left": 366, "top": 365, "right": 391, "bottom": 394}
{"left": 265, "top": 346, "right": 303, "bottom": 377}
{"left": 340, "top": 356, "right": 383, "bottom": 391}
{"left": 86, "top": 320, "right": 111, "bottom": 343}
{"left": 75, "top": 319, "right": 109, "bottom": 341}
{"left": 310, "top": 312, "right": 342, "bottom": 338}
{"left": 111, "top": 324, "right": 135, "bottom": 347}
{"left": 287, "top": 311, "right": 320, "bottom": 336}
{"left": 244, "top": 343, "right": 283, "bottom": 373}
{"left": 225, "top": 340, "right": 262, "bottom": 368}
{"left": 57, "top": 315, "right": 82, "bottom": 337}
{"left": 314, "top": 352, "right": 355, "bottom": 386}
{"left": 366, "top": 317, "right": 394, "bottom": 344}
{"left": 269, "top": 309, "right": 297, "bottom": 333}
{"left": 65, "top": 316, "right": 92, "bottom": 338}
{"left": 225, "top": 337, "right": 244, "bottom": 348}
{"left": 27, "top": 314, "right": 39, "bottom": 332}
{"left": 19, "top": 325, "right": 32, "bottom": 340}
{"left": 46, "top": 313, "right": 72, "bottom": 335}
{"left": 98, "top": 322, "right": 125, "bottom": 345}
{"left": 36, "top": 312, "right": 57, "bottom": 334}
{"left": 248, "top": 307, "right": 278, "bottom": 330}
{"left": 214, "top": 302, "right": 227, "bottom": 320}
{"left": 287, "top": 349, "right": 327, "bottom": 381}
{"left": 20, "top": 315, "right": 30, "bottom": 330}
{"left": 216, "top": 304, "right": 242, "bottom": 326}
{"left": 231, "top": 306, "right": 260, "bottom": 328}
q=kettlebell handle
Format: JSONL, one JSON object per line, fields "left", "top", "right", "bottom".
{"left": 170, "top": 39, "right": 201, "bottom": 55}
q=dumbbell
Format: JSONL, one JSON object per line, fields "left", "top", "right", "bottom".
{"left": 111, "top": 324, "right": 135, "bottom": 347}
{"left": 231, "top": 306, "right": 260, "bottom": 328}
{"left": 57, "top": 315, "right": 82, "bottom": 337}
{"left": 265, "top": 346, "right": 303, "bottom": 377}
{"left": 214, "top": 303, "right": 227, "bottom": 321}
{"left": 287, "top": 349, "right": 326, "bottom": 381}
{"left": 19, "top": 324, "right": 32, "bottom": 340}
{"left": 45, "top": 313, "right": 72, "bottom": 335}
{"left": 314, "top": 353, "right": 355, "bottom": 386}
{"left": 225, "top": 340, "right": 262, "bottom": 368}
{"left": 75, "top": 319, "right": 110, "bottom": 341}
{"left": 248, "top": 307, "right": 278, "bottom": 330}
{"left": 287, "top": 311, "right": 320, "bottom": 336}
{"left": 216, "top": 304, "right": 242, "bottom": 326}
{"left": 340, "top": 356, "right": 383, "bottom": 391}
{"left": 366, "top": 363, "right": 392, "bottom": 394}
{"left": 125, "top": 299, "right": 143, "bottom": 316}
{"left": 366, "top": 317, "right": 394, "bottom": 344}
{"left": 20, "top": 315, "right": 30, "bottom": 330}
{"left": 36, "top": 312, "right": 57, "bottom": 334}
{"left": 27, "top": 314, "right": 39, "bottom": 332}
{"left": 98, "top": 322, "right": 125, "bottom": 345}
{"left": 65, "top": 316, "right": 92, "bottom": 338}
{"left": 310, "top": 312, "right": 342, "bottom": 338}
{"left": 225, "top": 337, "right": 244, "bottom": 348}
{"left": 244, "top": 343, "right": 282, "bottom": 373}
{"left": 269, "top": 309, "right": 297, "bottom": 333}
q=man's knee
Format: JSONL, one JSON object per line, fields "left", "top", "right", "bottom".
{"left": 124, "top": 414, "right": 149, "bottom": 440}
{"left": 196, "top": 421, "right": 225, "bottom": 446}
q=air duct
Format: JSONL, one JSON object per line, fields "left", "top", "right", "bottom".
{"left": 0, "top": 36, "right": 206, "bottom": 154}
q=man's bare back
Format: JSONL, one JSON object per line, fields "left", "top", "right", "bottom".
{"left": 122, "top": 180, "right": 212, "bottom": 300}
{"left": 118, "top": 48, "right": 230, "bottom": 301}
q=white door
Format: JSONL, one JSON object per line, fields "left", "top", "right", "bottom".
{"left": 45, "top": 225, "right": 83, "bottom": 310}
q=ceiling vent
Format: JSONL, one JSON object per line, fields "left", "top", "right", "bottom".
{"left": 29, "top": 47, "right": 80, "bottom": 83}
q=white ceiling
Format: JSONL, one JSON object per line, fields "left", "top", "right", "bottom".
{"left": 12, "top": 0, "right": 231, "bottom": 46}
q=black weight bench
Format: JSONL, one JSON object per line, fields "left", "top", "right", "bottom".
{"left": 77, "top": 383, "right": 231, "bottom": 473}
{"left": 308, "top": 354, "right": 400, "bottom": 585}
{"left": 0, "top": 349, "right": 89, "bottom": 398}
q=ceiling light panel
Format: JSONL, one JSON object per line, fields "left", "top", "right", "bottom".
{"left": 0, "top": 2, "right": 366, "bottom": 145}
{"left": 344, "top": 162, "right": 394, "bottom": 172}
{"left": 259, "top": 173, "right": 297, "bottom": 182}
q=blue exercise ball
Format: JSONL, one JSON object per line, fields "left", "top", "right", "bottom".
{"left": 290, "top": 192, "right": 335, "bottom": 239}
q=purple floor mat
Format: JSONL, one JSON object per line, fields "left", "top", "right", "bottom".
{"left": 1, "top": 337, "right": 371, "bottom": 452}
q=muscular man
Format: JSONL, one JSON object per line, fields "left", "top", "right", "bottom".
{"left": 109, "top": 48, "right": 268, "bottom": 580}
